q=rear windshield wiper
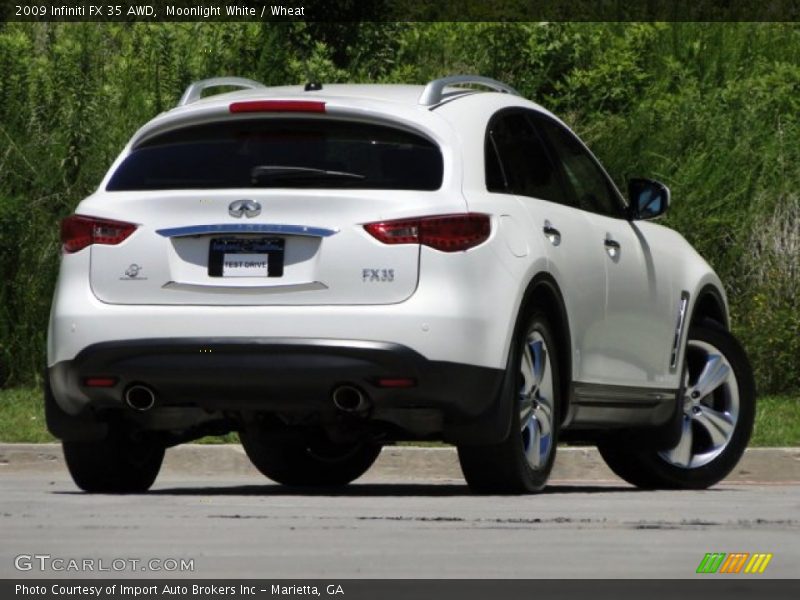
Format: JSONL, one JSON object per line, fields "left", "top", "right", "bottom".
{"left": 251, "top": 165, "right": 366, "bottom": 186}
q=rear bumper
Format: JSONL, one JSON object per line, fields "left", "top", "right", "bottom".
{"left": 49, "top": 337, "right": 505, "bottom": 439}
{"left": 48, "top": 243, "right": 523, "bottom": 372}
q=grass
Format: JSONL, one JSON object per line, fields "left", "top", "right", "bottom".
{"left": 752, "top": 395, "right": 800, "bottom": 447}
{"left": 0, "top": 387, "right": 55, "bottom": 443}
{"left": 1, "top": 387, "right": 798, "bottom": 447}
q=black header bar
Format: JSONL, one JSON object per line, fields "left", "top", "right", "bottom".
{"left": 5, "top": 580, "right": 800, "bottom": 600}
{"left": 2, "top": 1, "right": 800, "bottom": 23}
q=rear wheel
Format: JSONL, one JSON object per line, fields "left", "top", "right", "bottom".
{"left": 63, "top": 430, "right": 165, "bottom": 493}
{"left": 597, "top": 324, "right": 755, "bottom": 489}
{"left": 457, "top": 311, "right": 560, "bottom": 493}
{"left": 240, "top": 425, "right": 382, "bottom": 487}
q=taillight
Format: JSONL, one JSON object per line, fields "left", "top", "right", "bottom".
{"left": 229, "top": 100, "right": 326, "bottom": 113}
{"left": 364, "top": 214, "right": 491, "bottom": 252}
{"left": 60, "top": 215, "right": 137, "bottom": 253}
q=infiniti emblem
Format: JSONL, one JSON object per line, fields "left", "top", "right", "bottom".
{"left": 228, "top": 199, "right": 261, "bottom": 218}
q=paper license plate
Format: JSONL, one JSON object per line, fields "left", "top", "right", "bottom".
{"left": 208, "top": 237, "right": 284, "bottom": 278}
{"left": 222, "top": 253, "right": 270, "bottom": 277}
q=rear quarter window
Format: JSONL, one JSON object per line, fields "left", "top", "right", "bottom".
{"left": 107, "top": 119, "right": 443, "bottom": 191}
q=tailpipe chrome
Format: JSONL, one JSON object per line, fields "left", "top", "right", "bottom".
{"left": 332, "top": 385, "right": 371, "bottom": 414}
{"left": 124, "top": 385, "right": 156, "bottom": 412}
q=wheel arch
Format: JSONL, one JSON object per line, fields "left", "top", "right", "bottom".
{"left": 518, "top": 272, "right": 573, "bottom": 425}
{"left": 444, "top": 269, "right": 572, "bottom": 445}
{"left": 690, "top": 283, "right": 729, "bottom": 330}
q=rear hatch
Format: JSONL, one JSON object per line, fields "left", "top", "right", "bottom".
{"left": 88, "top": 115, "right": 456, "bottom": 305}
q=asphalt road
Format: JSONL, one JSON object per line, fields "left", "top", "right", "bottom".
{"left": 2, "top": 472, "right": 798, "bottom": 579}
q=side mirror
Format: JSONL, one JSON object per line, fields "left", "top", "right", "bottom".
{"left": 627, "top": 178, "right": 670, "bottom": 221}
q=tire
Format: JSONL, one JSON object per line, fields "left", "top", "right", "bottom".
{"left": 597, "top": 323, "right": 755, "bottom": 489}
{"left": 62, "top": 431, "right": 165, "bottom": 493}
{"left": 457, "top": 311, "right": 560, "bottom": 493}
{"left": 239, "top": 426, "right": 382, "bottom": 487}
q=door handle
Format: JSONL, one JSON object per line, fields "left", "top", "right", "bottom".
{"left": 604, "top": 237, "right": 621, "bottom": 257}
{"left": 543, "top": 221, "right": 561, "bottom": 246}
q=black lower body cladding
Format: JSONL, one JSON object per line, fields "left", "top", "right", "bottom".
{"left": 48, "top": 337, "right": 507, "bottom": 444}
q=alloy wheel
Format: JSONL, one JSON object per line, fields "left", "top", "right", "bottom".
{"left": 659, "top": 339, "right": 740, "bottom": 469}
{"left": 519, "top": 331, "right": 555, "bottom": 470}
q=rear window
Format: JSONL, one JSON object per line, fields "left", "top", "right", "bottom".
{"left": 106, "top": 119, "right": 443, "bottom": 191}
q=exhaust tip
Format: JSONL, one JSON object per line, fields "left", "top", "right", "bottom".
{"left": 125, "top": 385, "right": 156, "bottom": 412}
{"left": 332, "top": 385, "right": 370, "bottom": 413}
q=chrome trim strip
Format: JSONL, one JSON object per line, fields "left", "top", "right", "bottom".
{"left": 155, "top": 224, "right": 338, "bottom": 238}
{"left": 568, "top": 383, "right": 679, "bottom": 428}
{"left": 162, "top": 281, "right": 328, "bottom": 294}
{"left": 670, "top": 292, "right": 690, "bottom": 370}
{"left": 573, "top": 383, "right": 677, "bottom": 405}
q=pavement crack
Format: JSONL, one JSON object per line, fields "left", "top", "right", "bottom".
{"left": 357, "top": 516, "right": 466, "bottom": 522}
{"left": 206, "top": 513, "right": 799, "bottom": 532}
{"left": 627, "top": 518, "right": 800, "bottom": 530}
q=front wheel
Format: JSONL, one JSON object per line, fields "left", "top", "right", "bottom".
{"left": 598, "top": 323, "right": 755, "bottom": 489}
{"left": 457, "top": 311, "right": 560, "bottom": 493}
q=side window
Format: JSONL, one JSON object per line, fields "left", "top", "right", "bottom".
{"left": 485, "top": 110, "right": 573, "bottom": 207}
{"left": 535, "top": 118, "right": 625, "bottom": 218}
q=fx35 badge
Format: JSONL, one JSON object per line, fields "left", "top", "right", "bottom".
{"left": 362, "top": 268, "right": 394, "bottom": 282}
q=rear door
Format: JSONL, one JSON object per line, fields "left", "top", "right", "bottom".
{"left": 486, "top": 109, "right": 608, "bottom": 384}
{"left": 89, "top": 117, "right": 452, "bottom": 305}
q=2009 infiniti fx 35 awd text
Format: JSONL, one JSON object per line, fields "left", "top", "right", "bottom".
{"left": 46, "top": 75, "right": 755, "bottom": 493}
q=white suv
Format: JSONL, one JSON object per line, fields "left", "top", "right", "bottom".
{"left": 46, "top": 75, "right": 755, "bottom": 493}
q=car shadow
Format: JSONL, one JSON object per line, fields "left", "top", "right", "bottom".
{"left": 63, "top": 482, "right": 638, "bottom": 497}
{"left": 51, "top": 481, "right": 742, "bottom": 497}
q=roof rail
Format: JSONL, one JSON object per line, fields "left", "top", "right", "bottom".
{"left": 178, "top": 77, "right": 265, "bottom": 107}
{"left": 418, "top": 75, "right": 520, "bottom": 107}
